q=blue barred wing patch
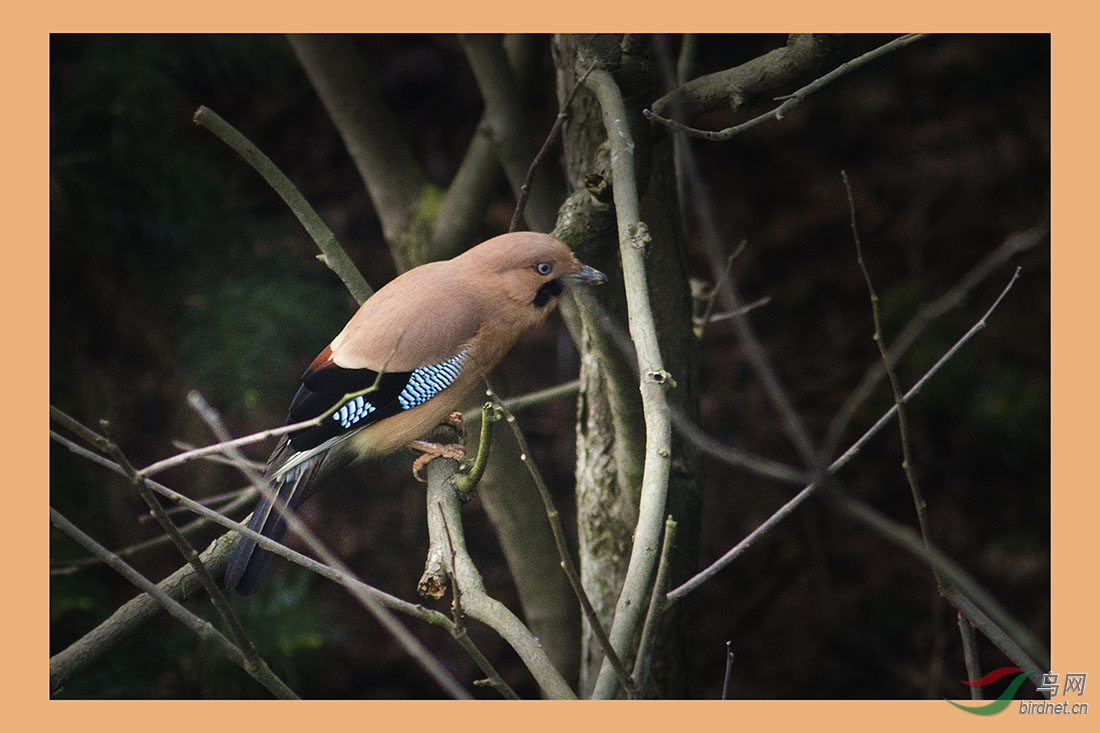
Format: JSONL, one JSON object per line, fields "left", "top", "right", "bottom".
{"left": 397, "top": 348, "right": 469, "bottom": 410}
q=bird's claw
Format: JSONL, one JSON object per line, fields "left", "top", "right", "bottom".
{"left": 408, "top": 439, "right": 467, "bottom": 482}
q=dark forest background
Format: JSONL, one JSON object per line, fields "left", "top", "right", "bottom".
{"left": 50, "top": 34, "right": 1049, "bottom": 698}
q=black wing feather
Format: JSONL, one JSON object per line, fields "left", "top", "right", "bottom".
{"left": 286, "top": 365, "right": 412, "bottom": 452}
{"left": 224, "top": 453, "right": 326, "bottom": 595}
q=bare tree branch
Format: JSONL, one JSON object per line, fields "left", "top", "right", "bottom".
{"left": 585, "top": 65, "right": 674, "bottom": 700}
{"left": 649, "top": 34, "right": 838, "bottom": 122}
{"left": 509, "top": 56, "right": 599, "bottom": 234}
{"left": 193, "top": 105, "right": 372, "bottom": 303}
{"left": 99, "top": 421, "right": 273, "bottom": 690}
{"left": 486, "top": 384, "right": 635, "bottom": 696}
{"left": 287, "top": 34, "right": 434, "bottom": 270}
{"left": 821, "top": 221, "right": 1048, "bottom": 461}
{"left": 49, "top": 409, "right": 482, "bottom": 696}
{"left": 823, "top": 487, "right": 1050, "bottom": 688}
{"left": 646, "top": 34, "right": 924, "bottom": 141}
{"left": 49, "top": 508, "right": 298, "bottom": 699}
{"left": 459, "top": 34, "right": 564, "bottom": 234}
{"left": 433, "top": 34, "right": 544, "bottom": 258}
{"left": 668, "top": 265, "right": 1027, "bottom": 602}
{"left": 631, "top": 516, "right": 677, "bottom": 696}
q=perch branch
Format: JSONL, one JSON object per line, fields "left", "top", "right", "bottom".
{"left": 420, "top": 451, "right": 577, "bottom": 699}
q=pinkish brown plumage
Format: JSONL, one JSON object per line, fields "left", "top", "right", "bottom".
{"left": 225, "top": 232, "right": 605, "bottom": 595}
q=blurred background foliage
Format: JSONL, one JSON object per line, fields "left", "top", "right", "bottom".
{"left": 50, "top": 34, "right": 1049, "bottom": 698}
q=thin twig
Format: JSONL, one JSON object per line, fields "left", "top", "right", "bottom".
{"left": 49, "top": 499, "right": 495, "bottom": 696}
{"left": 669, "top": 259, "right": 1050, "bottom": 684}
{"left": 672, "top": 100, "right": 820, "bottom": 473}
{"left": 694, "top": 245, "right": 744, "bottom": 335}
{"left": 137, "top": 414, "right": 325, "bottom": 478}
{"left": 707, "top": 296, "right": 772, "bottom": 323}
{"left": 820, "top": 221, "right": 1047, "bottom": 462}
{"left": 650, "top": 35, "right": 824, "bottom": 472}
{"left": 137, "top": 352, "right": 403, "bottom": 478}
{"left": 669, "top": 406, "right": 809, "bottom": 485}
{"left": 497, "top": 378, "right": 581, "bottom": 415}
{"left": 98, "top": 420, "right": 274, "bottom": 688}
{"left": 48, "top": 454, "right": 254, "bottom": 572}
{"left": 631, "top": 517, "right": 678, "bottom": 697}
{"left": 454, "top": 402, "right": 502, "bottom": 497}
{"left": 49, "top": 418, "right": 433, "bottom": 619}
{"left": 460, "top": 34, "right": 560, "bottom": 234}
{"left": 668, "top": 265, "right": 1025, "bottom": 602}
{"left": 722, "top": 641, "right": 735, "bottom": 700}
{"left": 486, "top": 384, "right": 635, "bottom": 696}
{"left": 437, "top": 502, "right": 465, "bottom": 636}
{"left": 509, "top": 57, "right": 599, "bottom": 233}
{"left": 823, "top": 486, "right": 1049, "bottom": 688}
{"left": 842, "top": 170, "right": 942, "bottom": 586}
{"left": 50, "top": 408, "right": 498, "bottom": 695}
{"left": 549, "top": 288, "right": 811, "bottom": 488}
{"left": 845, "top": 171, "right": 973, "bottom": 692}
{"left": 958, "top": 612, "right": 984, "bottom": 700}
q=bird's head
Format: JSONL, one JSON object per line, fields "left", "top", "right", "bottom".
{"left": 462, "top": 231, "right": 607, "bottom": 312}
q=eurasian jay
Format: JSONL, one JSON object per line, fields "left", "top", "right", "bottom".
{"left": 225, "top": 232, "right": 607, "bottom": 595}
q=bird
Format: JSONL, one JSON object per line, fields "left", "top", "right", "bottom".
{"left": 224, "top": 231, "right": 607, "bottom": 595}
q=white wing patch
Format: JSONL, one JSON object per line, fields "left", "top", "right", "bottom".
{"left": 334, "top": 395, "right": 377, "bottom": 429}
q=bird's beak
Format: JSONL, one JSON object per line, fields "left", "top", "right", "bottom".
{"left": 567, "top": 263, "right": 608, "bottom": 285}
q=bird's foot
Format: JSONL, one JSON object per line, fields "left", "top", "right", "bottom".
{"left": 408, "top": 439, "right": 467, "bottom": 482}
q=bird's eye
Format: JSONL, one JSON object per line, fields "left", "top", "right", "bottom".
{"left": 535, "top": 262, "right": 554, "bottom": 276}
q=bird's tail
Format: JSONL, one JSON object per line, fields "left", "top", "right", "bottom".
{"left": 224, "top": 451, "right": 325, "bottom": 595}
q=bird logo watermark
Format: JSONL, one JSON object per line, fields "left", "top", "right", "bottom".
{"left": 946, "top": 667, "right": 1089, "bottom": 716}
